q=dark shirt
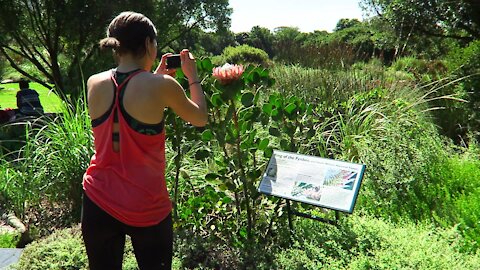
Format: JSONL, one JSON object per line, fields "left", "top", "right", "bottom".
{"left": 16, "top": 89, "right": 44, "bottom": 116}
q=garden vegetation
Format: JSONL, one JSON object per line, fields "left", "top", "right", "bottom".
{"left": 0, "top": 0, "right": 479, "bottom": 269}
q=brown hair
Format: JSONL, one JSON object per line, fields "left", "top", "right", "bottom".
{"left": 99, "top": 11, "right": 157, "bottom": 57}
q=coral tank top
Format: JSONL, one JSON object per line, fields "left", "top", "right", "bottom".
{"left": 83, "top": 69, "right": 171, "bottom": 227}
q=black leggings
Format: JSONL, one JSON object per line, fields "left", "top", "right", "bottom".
{"left": 81, "top": 193, "right": 173, "bottom": 270}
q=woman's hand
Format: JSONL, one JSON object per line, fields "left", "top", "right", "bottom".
{"left": 180, "top": 49, "right": 199, "bottom": 82}
{"left": 154, "top": 53, "right": 176, "bottom": 76}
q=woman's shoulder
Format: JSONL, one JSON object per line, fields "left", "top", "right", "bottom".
{"left": 137, "top": 72, "right": 180, "bottom": 92}
{"left": 88, "top": 70, "right": 113, "bottom": 86}
{"left": 87, "top": 71, "right": 116, "bottom": 95}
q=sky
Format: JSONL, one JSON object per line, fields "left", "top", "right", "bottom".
{"left": 229, "top": 0, "right": 365, "bottom": 33}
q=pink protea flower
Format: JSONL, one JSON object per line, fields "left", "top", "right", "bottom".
{"left": 212, "top": 63, "right": 244, "bottom": 85}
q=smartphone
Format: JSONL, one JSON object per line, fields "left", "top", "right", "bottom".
{"left": 166, "top": 54, "right": 181, "bottom": 69}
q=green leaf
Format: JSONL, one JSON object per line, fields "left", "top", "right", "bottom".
{"left": 268, "top": 94, "right": 277, "bottom": 104}
{"left": 241, "top": 111, "right": 254, "bottom": 121}
{"left": 269, "top": 127, "right": 281, "bottom": 137}
{"left": 195, "top": 149, "right": 210, "bottom": 160}
{"left": 221, "top": 87, "right": 236, "bottom": 101}
{"left": 175, "top": 69, "right": 185, "bottom": 80}
{"left": 200, "top": 58, "right": 214, "bottom": 72}
{"left": 274, "top": 97, "right": 283, "bottom": 108}
{"left": 262, "top": 104, "right": 273, "bottom": 114}
{"left": 271, "top": 109, "right": 279, "bottom": 117}
{"left": 211, "top": 93, "right": 224, "bottom": 107}
{"left": 240, "top": 140, "right": 250, "bottom": 150}
{"left": 268, "top": 78, "right": 275, "bottom": 87}
{"left": 241, "top": 92, "right": 255, "bottom": 107}
{"left": 225, "top": 131, "right": 235, "bottom": 144}
{"left": 249, "top": 71, "right": 261, "bottom": 84}
{"left": 254, "top": 91, "right": 261, "bottom": 104}
{"left": 264, "top": 147, "right": 273, "bottom": 158}
{"left": 240, "top": 121, "right": 249, "bottom": 133}
{"left": 259, "top": 68, "right": 269, "bottom": 78}
{"left": 239, "top": 227, "right": 248, "bottom": 239}
{"left": 201, "top": 130, "right": 214, "bottom": 141}
{"left": 280, "top": 139, "right": 289, "bottom": 150}
{"left": 205, "top": 173, "right": 220, "bottom": 182}
{"left": 222, "top": 196, "right": 233, "bottom": 204}
{"left": 284, "top": 103, "right": 297, "bottom": 114}
{"left": 283, "top": 125, "right": 296, "bottom": 135}
{"left": 306, "top": 103, "right": 314, "bottom": 115}
{"left": 258, "top": 138, "right": 269, "bottom": 150}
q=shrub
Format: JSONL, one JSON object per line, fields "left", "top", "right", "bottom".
{"left": 390, "top": 56, "right": 448, "bottom": 81}
{"left": 444, "top": 40, "right": 480, "bottom": 140}
{"left": 275, "top": 215, "right": 480, "bottom": 269}
{"left": 15, "top": 226, "right": 88, "bottom": 270}
{"left": 220, "top": 45, "right": 271, "bottom": 67}
{"left": 356, "top": 115, "right": 445, "bottom": 220}
{"left": 424, "top": 145, "right": 480, "bottom": 251}
{"left": 14, "top": 225, "right": 142, "bottom": 270}
{"left": 175, "top": 232, "right": 242, "bottom": 269}
{"left": 0, "top": 231, "right": 19, "bottom": 248}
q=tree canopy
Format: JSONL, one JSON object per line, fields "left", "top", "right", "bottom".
{"left": 361, "top": 0, "right": 480, "bottom": 42}
{"left": 0, "top": 0, "right": 231, "bottom": 101}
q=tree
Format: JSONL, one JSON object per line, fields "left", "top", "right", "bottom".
{"left": 152, "top": 0, "right": 231, "bottom": 52}
{"left": 0, "top": 0, "right": 231, "bottom": 102}
{"left": 246, "top": 26, "right": 275, "bottom": 57}
{"left": 361, "top": 0, "right": 480, "bottom": 43}
{"left": 334, "top": 18, "right": 361, "bottom": 32}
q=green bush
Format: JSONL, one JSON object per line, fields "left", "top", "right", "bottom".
{"left": 0, "top": 231, "right": 19, "bottom": 248}
{"left": 15, "top": 226, "right": 88, "bottom": 270}
{"left": 424, "top": 145, "right": 480, "bottom": 251}
{"left": 444, "top": 40, "right": 480, "bottom": 139}
{"left": 275, "top": 215, "right": 480, "bottom": 269}
{"left": 356, "top": 115, "right": 445, "bottom": 220}
{"left": 390, "top": 56, "right": 447, "bottom": 81}
{"left": 219, "top": 44, "right": 270, "bottom": 67}
{"left": 14, "top": 226, "right": 141, "bottom": 270}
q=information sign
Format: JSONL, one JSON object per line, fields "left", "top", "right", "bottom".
{"left": 258, "top": 150, "right": 365, "bottom": 213}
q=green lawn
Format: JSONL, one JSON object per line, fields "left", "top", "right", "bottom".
{"left": 0, "top": 82, "right": 62, "bottom": 112}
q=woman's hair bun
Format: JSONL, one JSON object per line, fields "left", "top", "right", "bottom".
{"left": 99, "top": 37, "right": 120, "bottom": 50}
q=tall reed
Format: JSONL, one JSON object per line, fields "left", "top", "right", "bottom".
{"left": 0, "top": 96, "right": 93, "bottom": 230}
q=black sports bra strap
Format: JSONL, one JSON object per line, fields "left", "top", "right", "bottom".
{"left": 111, "top": 69, "right": 145, "bottom": 93}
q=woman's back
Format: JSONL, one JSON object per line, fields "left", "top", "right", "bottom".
{"left": 88, "top": 69, "right": 170, "bottom": 127}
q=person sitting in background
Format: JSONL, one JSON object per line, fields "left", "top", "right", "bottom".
{"left": 16, "top": 80, "right": 44, "bottom": 117}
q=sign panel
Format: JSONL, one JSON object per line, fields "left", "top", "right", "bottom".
{"left": 258, "top": 150, "right": 365, "bottom": 213}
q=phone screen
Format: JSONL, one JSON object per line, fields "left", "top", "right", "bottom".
{"left": 166, "top": 54, "right": 181, "bottom": 69}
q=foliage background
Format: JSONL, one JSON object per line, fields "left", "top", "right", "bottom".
{"left": 1, "top": 0, "right": 480, "bottom": 269}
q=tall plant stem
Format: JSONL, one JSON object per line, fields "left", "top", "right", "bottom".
{"left": 231, "top": 100, "right": 252, "bottom": 239}
{"left": 172, "top": 118, "right": 182, "bottom": 220}
{"left": 215, "top": 107, "right": 242, "bottom": 220}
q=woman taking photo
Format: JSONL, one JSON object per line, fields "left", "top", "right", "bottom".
{"left": 82, "top": 11, "right": 207, "bottom": 269}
